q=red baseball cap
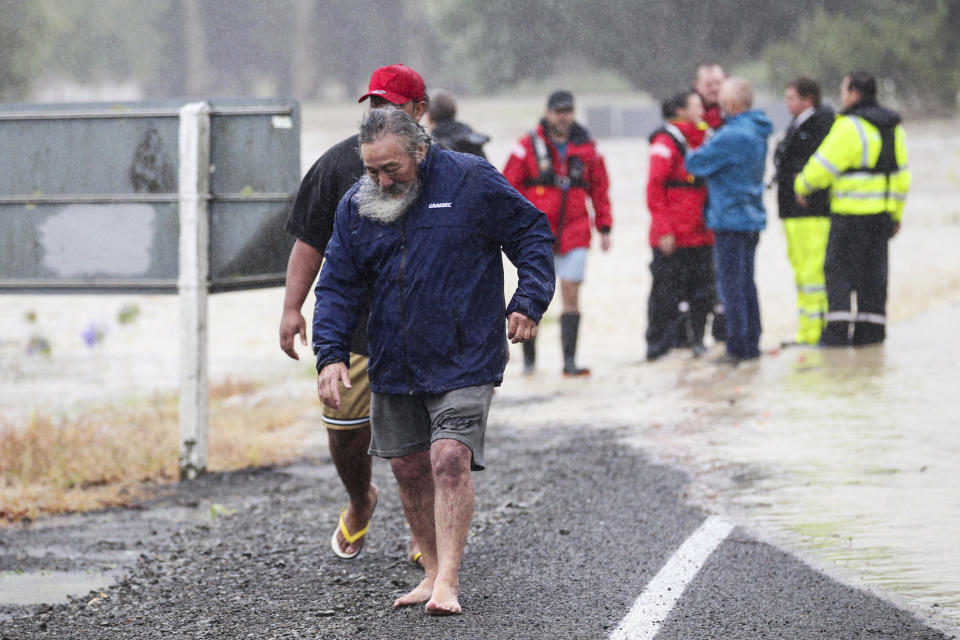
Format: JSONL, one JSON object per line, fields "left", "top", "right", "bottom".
{"left": 358, "top": 64, "right": 426, "bottom": 104}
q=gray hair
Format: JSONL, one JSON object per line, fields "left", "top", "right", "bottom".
{"left": 722, "top": 77, "right": 754, "bottom": 110}
{"left": 358, "top": 108, "right": 431, "bottom": 157}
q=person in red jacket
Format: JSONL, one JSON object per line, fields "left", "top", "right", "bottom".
{"left": 694, "top": 62, "right": 726, "bottom": 131}
{"left": 645, "top": 89, "right": 718, "bottom": 360}
{"left": 503, "top": 90, "right": 612, "bottom": 376}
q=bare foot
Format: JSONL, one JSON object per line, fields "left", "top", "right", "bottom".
{"left": 406, "top": 539, "right": 423, "bottom": 567}
{"left": 333, "top": 484, "right": 379, "bottom": 557}
{"left": 425, "top": 581, "right": 461, "bottom": 616}
{"left": 393, "top": 577, "right": 434, "bottom": 608}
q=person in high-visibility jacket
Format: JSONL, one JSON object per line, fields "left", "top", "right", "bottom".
{"left": 794, "top": 71, "right": 911, "bottom": 346}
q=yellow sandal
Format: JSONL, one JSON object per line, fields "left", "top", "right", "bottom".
{"left": 330, "top": 509, "right": 371, "bottom": 559}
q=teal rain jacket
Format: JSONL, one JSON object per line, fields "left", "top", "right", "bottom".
{"left": 686, "top": 109, "right": 773, "bottom": 232}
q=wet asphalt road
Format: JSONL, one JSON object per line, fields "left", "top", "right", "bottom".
{"left": 0, "top": 427, "right": 953, "bottom": 639}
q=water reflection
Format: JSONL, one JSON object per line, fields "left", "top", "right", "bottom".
{"left": 674, "top": 302, "right": 960, "bottom": 628}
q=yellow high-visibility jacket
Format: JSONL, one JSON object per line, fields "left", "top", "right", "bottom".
{"left": 794, "top": 103, "right": 910, "bottom": 222}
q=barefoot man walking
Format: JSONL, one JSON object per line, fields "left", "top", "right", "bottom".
{"left": 312, "top": 109, "right": 555, "bottom": 614}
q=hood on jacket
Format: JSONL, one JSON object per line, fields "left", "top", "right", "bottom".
{"left": 539, "top": 119, "right": 593, "bottom": 145}
{"left": 648, "top": 119, "right": 707, "bottom": 149}
{"left": 728, "top": 109, "right": 774, "bottom": 137}
{"left": 843, "top": 102, "right": 901, "bottom": 129}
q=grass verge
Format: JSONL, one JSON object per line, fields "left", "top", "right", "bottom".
{"left": 0, "top": 380, "right": 309, "bottom": 525}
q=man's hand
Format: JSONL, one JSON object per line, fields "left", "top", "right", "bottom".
{"left": 279, "top": 239, "right": 324, "bottom": 360}
{"left": 317, "top": 362, "right": 351, "bottom": 410}
{"left": 657, "top": 234, "right": 676, "bottom": 256}
{"left": 600, "top": 232, "right": 612, "bottom": 252}
{"left": 507, "top": 312, "right": 537, "bottom": 344}
{"left": 795, "top": 192, "right": 808, "bottom": 207}
{"left": 891, "top": 222, "right": 901, "bottom": 238}
{"left": 279, "top": 308, "right": 307, "bottom": 360}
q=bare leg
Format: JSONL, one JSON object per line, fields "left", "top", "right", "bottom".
{"left": 560, "top": 279, "right": 580, "bottom": 313}
{"left": 328, "top": 426, "right": 377, "bottom": 555}
{"left": 391, "top": 451, "right": 437, "bottom": 607}
{"left": 425, "top": 439, "right": 474, "bottom": 615}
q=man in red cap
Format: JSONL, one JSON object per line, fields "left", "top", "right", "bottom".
{"left": 279, "top": 64, "right": 428, "bottom": 564}
{"left": 358, "top": 64, "right": 428, "bottom": 109}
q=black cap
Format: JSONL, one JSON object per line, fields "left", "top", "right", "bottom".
{"left": 547, "top": 90, "right": 575, "bottom": 111}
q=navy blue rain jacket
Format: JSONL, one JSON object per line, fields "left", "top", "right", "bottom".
{"left": 312, "top": 145, "right": 556, "bottom": 394}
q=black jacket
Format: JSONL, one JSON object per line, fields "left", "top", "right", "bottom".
{"left": 431, "top": 119, "right": 490, "bottom": 159}
{"left": 774, "top": 106, "right": 835, "bottom": 219}
{"left": 285, "top": 133, "right": 371, "bottom": 355}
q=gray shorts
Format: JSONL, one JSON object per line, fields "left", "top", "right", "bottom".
{"left": 369, "top": 385, "right": 494, "bottom": 470}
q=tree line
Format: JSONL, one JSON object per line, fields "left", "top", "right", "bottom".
{"left": 2, "top": 0, "right": 957, "bottom": 112}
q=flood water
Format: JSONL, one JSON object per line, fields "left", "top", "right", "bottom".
{"left": 0, "top": 570, "right": 121, "bottom": 606}
{"left": 1, "top": 96, "right": 959, "bottom": 632}
{"left": 644, "top": 301, "right": 960, "bottom": 627}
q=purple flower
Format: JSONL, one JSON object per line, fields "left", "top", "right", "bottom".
{"left": 26, "top": 335, "right": 51, "bottom": 357}
{"left": 81, "top": 322, "right": 107, "bottom": 348}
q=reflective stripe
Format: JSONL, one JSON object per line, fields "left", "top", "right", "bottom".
{"left": 826, "top": 311, "right": 854, "bottom": 322}
{"left": 833, "top": 191, "right": 907, "bottom": 201}
{"left": 797, "top": 309, "right": 825, "bottom": 319}
{"left": 813, "top": 151, "right": 841, "bottom": 177}
{"left": 797, "top": 284, "right": 826, "bottom": 294}
{"left": 855, "top": 312, "right": 886, "bottom": 325}
{"left": 850, "top": 116, "right": 871, "bottom": 167}
{"left": 842, "top": 169, "right": 909, "bottom": 180}
{"left": 664, "top": 122, "right": 686, "bottom": 146}
{"left": 800, "top": 174, "right": 815, "bottom": 193}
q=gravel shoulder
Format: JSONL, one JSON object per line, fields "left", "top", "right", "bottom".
{"left": 1, "top": 425, "right": 951, "bottom": 640}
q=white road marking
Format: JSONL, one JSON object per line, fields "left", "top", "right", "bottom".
{"left": 610, "top": 516, "right": 734, "bottom": 640}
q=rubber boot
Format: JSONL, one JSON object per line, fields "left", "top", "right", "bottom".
{"left": 711, "top": 303, "right": 726, "bottom": 343}
{"left": 522, "top": 337, "right": 536, "bottom": 375}
{"left": 561, "top": 312, "right": 590, "bottom": 376}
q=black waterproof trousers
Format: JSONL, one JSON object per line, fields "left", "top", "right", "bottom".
{"left": 820, "top": 213, "right": 892, "bottom": 346}
{"left": 645, "top": 246, "right": 717, "bottom": 359}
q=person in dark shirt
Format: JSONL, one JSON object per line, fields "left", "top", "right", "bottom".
{"left": 279, "top": 64, "right": 429, "bottom": 563}
{"left": 773, "top": 77, "right": 835, "bottom": 345}
{"left": 426, "top": 90, "right": 489, "bottom": 159}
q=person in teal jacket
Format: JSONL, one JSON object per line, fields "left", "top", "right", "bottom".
{"left": 686, "top": 77, "right": 773, "bottom": 364}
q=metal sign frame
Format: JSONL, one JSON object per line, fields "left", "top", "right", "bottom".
{"left": 0, "top": 98, "right": 301, "bottom": 478}
{"left": 0, "top": 99, "right": 298, "bottom": 293}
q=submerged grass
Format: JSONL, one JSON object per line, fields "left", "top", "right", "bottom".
{"left": 0, "top": 380, "right": 307, "bottom": 524}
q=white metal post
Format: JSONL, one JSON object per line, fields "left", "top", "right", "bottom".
{"left": 177, "top": 102, "right": 211, "bottom": 480}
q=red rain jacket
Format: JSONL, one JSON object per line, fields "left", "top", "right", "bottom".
{"left": 702, "top": 102, "right": 724, "bottom": 130}
{"left": 503, "top": 122, "right": 612, "bottom": 255}
{"left": 646, "top": 119, "right": 713, "bottom": 248}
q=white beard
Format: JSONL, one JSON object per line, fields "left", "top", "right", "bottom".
{"left": 353, "top": 174, "right": 421, "bottom": 224}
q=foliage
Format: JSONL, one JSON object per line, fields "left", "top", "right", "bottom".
{"left": 39, "top": 0, "right": 170, "bottom": 83}
{"left": 433, "top": 0, "right": 958, "bottom": 112}
{"left": 0, "top": 0, "right": 47, "bottom": 100}
{"left": 432, "top": 0, "right": 810, "bottom": 97}
{"left": 764, "top": 1, "right": 960, "bottom": 112}
{"left": 434, "top": 0, "right": 570, "bottom": 92}
{"left": 0, "top": 0, "right": 956, "bottom": 111}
